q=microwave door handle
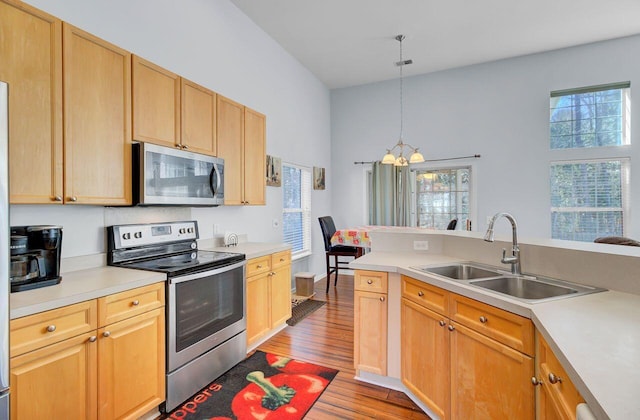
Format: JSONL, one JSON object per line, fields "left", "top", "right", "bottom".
{"left": 209, "top": 165, "right": 221, "bottom": 196}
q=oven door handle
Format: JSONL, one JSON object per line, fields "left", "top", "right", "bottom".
{"left": 168, "top": 260, "right": 246, "bottom": 285}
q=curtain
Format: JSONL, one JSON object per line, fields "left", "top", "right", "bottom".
{"left": 370, "top": 161, "right": 412, "bottom": 226}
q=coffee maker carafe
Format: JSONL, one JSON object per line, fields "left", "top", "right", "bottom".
{"left": 10, "top": 225, "right": 63, "bottom": 292}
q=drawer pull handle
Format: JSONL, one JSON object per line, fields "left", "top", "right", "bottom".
{"left": 439, "top": 320, "right": 446, "bottom": 327}
{"left": 103, "top": 331, "right": 111, "bottom": 338}
{"left": 479, "top": 316, "right": 488, "bottom": 323}
{"left": 548, "top": 373, "right": 562, "bottom": 384}
{"left": 379, "top": 296, "right": 385, "bottom": 302}
{"left": 367, "top": 279, "right": 373, "bottom": 284}
{"left": 89, "top": 336, "right": 97, "bottom": 343}
{"left": 46, "top": 325, "right": 56, "bottom": 333}
{"left": 531, "top": 377, "right": 543, "bottom": 386}
{"left": 447, "top": 325, "right": 455, "bottom": 331}
{"left": 132, "top": 300, "right": 140, "bottom": 306}
{"left": 418, "top": 291, "right": 424, "bottom": 297}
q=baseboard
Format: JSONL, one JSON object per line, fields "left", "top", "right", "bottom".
{"left": 247, "top": 323, "right": 288, "bottom": 353}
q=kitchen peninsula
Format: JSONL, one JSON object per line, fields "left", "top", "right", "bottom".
{"left": 350, "top": 228, "right": 640, "bottom": 420}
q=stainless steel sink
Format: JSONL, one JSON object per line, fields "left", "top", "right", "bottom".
{"left": 469, "top": 276, "right": 606, "bottom": 303}
{"left": 412, "top": 263, "right": 501, "bottom": 280}
{"left": 410, "top": 262, "right": 606, "bottom": 303}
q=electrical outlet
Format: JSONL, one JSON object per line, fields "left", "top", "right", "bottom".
{"left": 413, "top": 240, "right": 429, "bottom": 251}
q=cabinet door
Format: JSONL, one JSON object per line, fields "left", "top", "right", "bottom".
{"left": 98, "top": 308, "right": 165, "bottom": 420}
{"left": 451, "top": 322, "right": 534, "bottom": 420}
{"left": 0, "top": 0, "right": 63, "bottom": 204}
{"left": 270, "top": 264, "right": 292, "bottom": 328}
{"left": 243, "top": 107, "right": 266, "bottom": 205}
{"left": 181, "top": 78, "right": 216, "bottom": 155}
{"left": 401, "top": 298, "right": 450, "bottom": 420}
{"left": 132, "top": 55, "right": 181, "bottom": 148}
{"left": 354, "top": 290, "right": 387, "bottom": 375}
{"left": 10, "top": 332, "right": 97, "bottom": 420}
{"left": 246, "top": 273, "right": 270, "bottom": 345}
{"left": 63, "top": 23, "right": 132, "bottom": 205}
{"left": 216, "top": 95, "right": 244, "bottom": 205}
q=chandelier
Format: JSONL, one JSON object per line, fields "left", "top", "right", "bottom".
{"left": 381, "top": 35, "right": 424, "bottom": 166}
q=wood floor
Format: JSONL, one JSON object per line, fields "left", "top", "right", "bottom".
{"left": 258, "top": 275, "right": 431, "bottom": 419}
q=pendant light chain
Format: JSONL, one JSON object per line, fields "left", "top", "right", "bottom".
{"left": 399, "top": 34, "right": 404, "bottom": 143}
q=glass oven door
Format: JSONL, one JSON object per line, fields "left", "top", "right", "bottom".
{"left": 167, "top": 260, "right": 246, "bottom": 372}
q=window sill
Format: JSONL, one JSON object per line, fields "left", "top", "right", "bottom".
{"left": 291, "top": 251, "right": 312, "bottom": 262}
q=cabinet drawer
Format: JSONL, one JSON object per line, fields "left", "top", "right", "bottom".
{"left": 354, "top": 270, "right": 388, "bottom": 293}
{"left": 537, "top": 332, "right": 584, "bottom": 419}
{"left": 402, "top": 276, "right": 449, "bottom": 316}
{"left": 450, "top": 294, "right": 534, "bottom": 356}
{"left": 271, "top": 250, "right": 291, "bottom": 270}
{"left": 10, "top": 300, "right": 97, "bottom": 357}
{"left": 246, "top": 255, "right": 272, "bottom": 278}
{"left": 98, "top": 282, "right": 164, "bottom": 327}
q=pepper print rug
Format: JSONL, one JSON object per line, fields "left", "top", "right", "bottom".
{"left": 165, "top": 351, "right": 338, "bottom": 420}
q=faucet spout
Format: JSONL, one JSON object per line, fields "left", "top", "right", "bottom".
{"left": 484, "top": 212, "right": 521, "bottom": 275}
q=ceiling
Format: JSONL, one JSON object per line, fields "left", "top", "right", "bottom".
{"left": 230, "top": 0, "right": 640, "bottom": 89}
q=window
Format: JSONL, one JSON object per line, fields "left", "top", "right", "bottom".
{"left": 282, "top": 163, "right": 311, "bottom": 259}
{"left": 415, "top": 167, "right": 470, "bottom": 230}
{"left": 550, "top": 83, "right": 630, "bottom": 149}
{"left": 549, "top": 83, "right": 630, "bottom": 242}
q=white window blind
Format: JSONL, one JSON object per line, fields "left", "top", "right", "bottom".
{"left": 282, "top": 163, "right": 311, "bottom": 259}
{"left": 550, "top": 159, "right": 628, "bottom": 241}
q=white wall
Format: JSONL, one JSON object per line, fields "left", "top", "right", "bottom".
{"left": 11, "top": 0, "right": 332, "bottom": 279}
{"left": 331, "top": 34, "right": 640, "bottom": 240}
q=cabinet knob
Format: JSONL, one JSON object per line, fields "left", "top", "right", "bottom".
{"left": 280, "top": 258, "right": 285, "bottom": 262}
{"left": 257, "top": 265, "right": 263, "bottom": 269}
{"left": 439, "top": 320, "right": 446, "bottom": 327}
{"left": 447, "top": 325, "right": 455, "bottom": 331}
{"left": 531, "top": 377, "right": 543, "bottom": 386}
{"left": 69, "top": 196, "right": 78, "bottom": 202}
{"left": 175, "top": 144, "right": 181, "bottom": 149}
{"left": 52, "top": 195, "right": 63, "bottom": 202}
{"left": 379, "top": 296, "right": 385, "bottom": 302}
{"left": 418, "top": 291, "right": 424, "bottom": 297}
{"left": 103, "top": 331, "right": 111, "bottom": 338}
{"left": 89, "top": 336, "right": 97, "bottom": 343}
{"left": 46, "top": 325, "right": 56, "bottom": 333}
{"left": 479, "top": 316, "right": 488, "bottom": 323}
{"left": 548, "top": 373, "right": 562, "bottom": 384}
{"left": 271, "top": 272, "right": 276, "bottom": 276}
{"left": 367, "top": 279, "right": 373, "bottom": 284}
{"left": 132, "top": 300, "right": 140, "bottom": 306}
{"left": 182, "top": 145, "right": 189, "bottom": 150}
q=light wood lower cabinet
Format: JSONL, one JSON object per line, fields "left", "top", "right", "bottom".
{"left": 535, "top": 331, "right": 584, "bottom": 420}
{"left": 354, "top": 270, "right": 388, "bottom": 375}
{"left": 400, "top": 275, "right": 534, "bottom": 419}
{"left": 246, "top": 250, "right": 292, "bottom": 347}
{"left": 9, "top": 283, "right": 165, "bottom": 420}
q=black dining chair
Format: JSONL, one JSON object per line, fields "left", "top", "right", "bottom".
{"left": 446, "top": 218, "right": 458, "bottom": 230}
{"left": 318, "top": 216, "right": 363, "bottom": 293}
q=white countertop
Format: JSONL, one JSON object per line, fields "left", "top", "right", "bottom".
{"left": 10, "top": 241, "right": 289, "bottom": 320}
{"left": 351, "top": 251, "right": 639, "bottom": 420}
{"left": 10, "top": 266, "right": 166, "bottom": 319}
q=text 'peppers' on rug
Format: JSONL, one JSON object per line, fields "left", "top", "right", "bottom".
{"left": 164, "top": 350, "right": 338, "bottom": 420}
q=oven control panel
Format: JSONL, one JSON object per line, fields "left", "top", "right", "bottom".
{"left": 110, "top": 221, "right": 199, "bottom": 249}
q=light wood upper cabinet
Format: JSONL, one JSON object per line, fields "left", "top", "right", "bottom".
{"left": 63, "top": 23, "right": 132, "bottom": 205}
{"left": 216, "top": 96, "right": 266, "bottom": 205}
{"left": 0, "top": 0, "right": 63, "bottom": 204}
{"left": 216, "top": 95, "right": 244, "bottom": 205}
{"left": 132, "top": 55, "right": 181, "bottom": 148}
{"left": 181, "top": 78, "right": 216, "bottom": 155}
{"left": 243, "top": 107, "right": 266, "bottom": 205}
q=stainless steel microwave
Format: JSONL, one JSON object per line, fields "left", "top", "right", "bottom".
{"left": 134, "top": 143, "right": 224, "bottom": 206}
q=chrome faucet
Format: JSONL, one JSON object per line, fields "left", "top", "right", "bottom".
{"left": 484, "top": 212, "right": 521, "bottom": 275}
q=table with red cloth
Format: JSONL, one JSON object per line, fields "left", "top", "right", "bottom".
{"left": 330, "top": 226, "right": 373, "bottom": 248}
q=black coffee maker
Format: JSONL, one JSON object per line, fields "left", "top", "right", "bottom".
{"left": 10, "top": 225, "right": 63, "bottom": 292}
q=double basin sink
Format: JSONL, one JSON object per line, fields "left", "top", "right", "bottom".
{"left": 411, "top": 263, "right": 606, "bottom": 303}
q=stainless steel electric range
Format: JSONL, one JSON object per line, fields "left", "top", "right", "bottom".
{"left": 107, "top": 220, "right": 246, "bottom": 412}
